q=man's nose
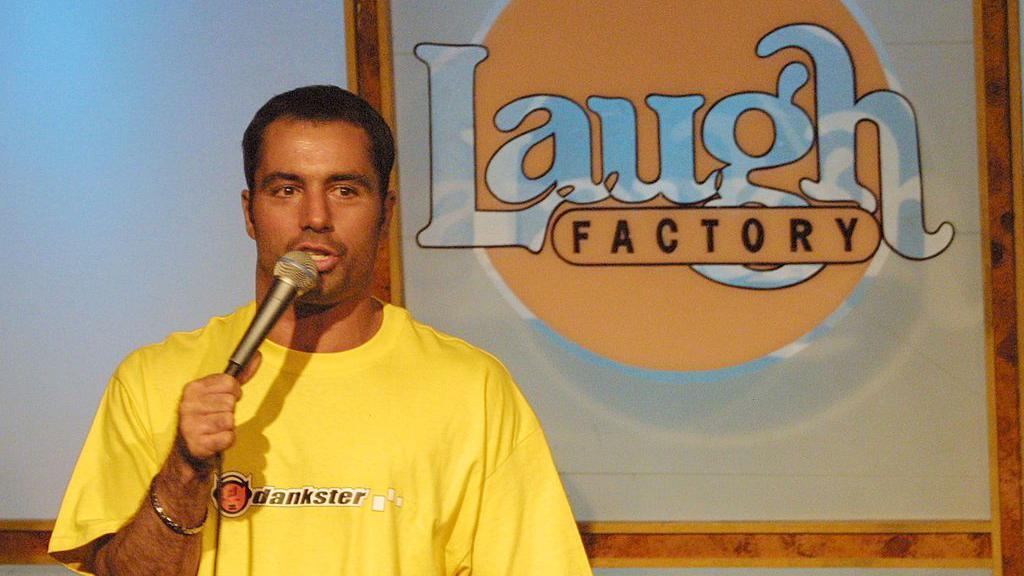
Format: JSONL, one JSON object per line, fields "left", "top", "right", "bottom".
{"left": 301, "top": 189, "right": 332, "bottom": 231}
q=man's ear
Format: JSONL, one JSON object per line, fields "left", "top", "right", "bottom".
{"left": 242, "top": 189, "right": 256, "bottom": 240}
{"left": 379, "top": 190, "right": 397, "bottom": 233}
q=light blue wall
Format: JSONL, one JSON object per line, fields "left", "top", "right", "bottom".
{"left": 0, "top": 0, "right": 347, "bottom": 519}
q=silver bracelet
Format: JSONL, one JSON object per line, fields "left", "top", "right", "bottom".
{"left": 149, "top": 479, "right": 207, "bottom": 536}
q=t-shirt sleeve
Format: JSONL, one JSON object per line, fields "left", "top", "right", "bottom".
{"left": 469, "top": 428, "right": 592, "bottom": 575}
{"left": 48, "top": 363, "right": 161, "bottom": 573}
{"left": 457, "top": 358, "right": 592, "bottom": 575}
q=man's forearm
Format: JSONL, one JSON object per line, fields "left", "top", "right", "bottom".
{"left": 91, "top": 443, "right": 213, "bottom": 576}
{"left": 90, "top": 365, "right": 246, "bottom": 575}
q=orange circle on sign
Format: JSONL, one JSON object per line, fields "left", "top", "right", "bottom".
{"left": 473, "top": 0, "right": 886, "bottom": 372}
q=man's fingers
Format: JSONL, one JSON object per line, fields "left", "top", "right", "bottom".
{"left": 187, "top": 430, "right": 235, "bottom": 461}
{"left": 202, "top": 430, "right": 236, "bottom": 454}
{"left": 176, "top": 369, "right": 250, "bottom": 463}
{"left": 190, "top": 375, "right": 242, "bottom": 397}
{"left": 214, "top": 431, "right": 236, "bottom": 452}
{"left": 211, "top": 411, "right": 235, "bottom": 432}
{"left": 183, "top": 393, "right": 237, "bottom": 414}
{"left": 181, "top": 412, "right": 236, "bottom": 460}
{"left": 185, "top": 411, "right": 234, "bottom": 434}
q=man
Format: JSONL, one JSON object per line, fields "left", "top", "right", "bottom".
{"left": 50, "top": 85, "right": 592, "bottom": 575}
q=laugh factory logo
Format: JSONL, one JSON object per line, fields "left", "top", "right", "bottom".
{"left": 414, "top": 0, "right": 954, "bottom": 378}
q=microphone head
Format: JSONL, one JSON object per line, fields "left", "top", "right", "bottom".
{"left": 273, "top": 251, "right": 320, "bottom": 295}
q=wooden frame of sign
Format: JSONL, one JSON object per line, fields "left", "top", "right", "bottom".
{"left": 1, "top": 0, "right": 1021, "bottom": 571}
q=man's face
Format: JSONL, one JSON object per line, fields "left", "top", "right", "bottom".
{"left": 242, "top": 118, "right": 391, "bottom": 308}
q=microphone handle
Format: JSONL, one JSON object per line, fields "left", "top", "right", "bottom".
{"left": 225, "top": 278, "right": 299, "bottom": 376}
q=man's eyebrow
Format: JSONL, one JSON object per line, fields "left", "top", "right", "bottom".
{"left": 326, "top": 172, "right": 375, "bottom": 188}
{"left": 259, "top": 172, "right": 303, "bottom": 188}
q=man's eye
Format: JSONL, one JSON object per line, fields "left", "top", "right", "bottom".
{"left": 332, "top": 186, "right": 357, "bottom": 198}
{"left": 272, "top": 185, "right": 298, "bottom": 197}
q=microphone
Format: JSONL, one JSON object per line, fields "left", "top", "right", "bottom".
{"left": 224, "top": 251, "right": 319, "bottom": 376}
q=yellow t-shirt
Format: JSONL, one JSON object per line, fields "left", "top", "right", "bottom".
{"left": 49, "top": 303, "right": 592, "bottom": 575}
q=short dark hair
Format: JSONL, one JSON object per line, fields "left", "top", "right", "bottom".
{"left": 242, "top": 85, "right": 395, "bottom": 195}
